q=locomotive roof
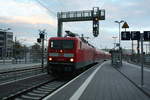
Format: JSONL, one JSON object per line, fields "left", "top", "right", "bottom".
{"left": 49, "top": 37, "right": 79, "bottom": 40}
{"left": 49, "top": 37, "right": 94, "bottom": 48}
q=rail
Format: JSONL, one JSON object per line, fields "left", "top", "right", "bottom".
{"left": 3, "top": 79, "right": 68, "bottom": 100}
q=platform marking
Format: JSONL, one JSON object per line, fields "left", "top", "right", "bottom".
{"left": 43, "top": 62, "right": 106, "bottom": 100}
{"left": 69, "top": 62, "right": 105, "bottom": 100}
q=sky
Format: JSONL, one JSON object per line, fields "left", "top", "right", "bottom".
{"left": 0, "top": 0, "right": 150, "bottom": 51}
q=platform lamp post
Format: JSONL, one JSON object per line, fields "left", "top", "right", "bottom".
{"left": 112, "top": 36, "right": 117, "bottom": 49}
{"left": 114, "top": 20, "right": 124, "bottom": 66}
{"left": 0, "top": 28, "right": 11, "bottom": 64}
{"left": 114, "top": 20, "right": 124, "bottom": 48}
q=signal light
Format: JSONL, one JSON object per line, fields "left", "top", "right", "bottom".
{"left": 60, "top": 50, "right": 63, "bottom": 53}
{"left": 49, "top": 57, "right": 52, "bottom": 61}
{"left": 70, "top": 58, "right": 74, "bottom": 62}
{"left": 37, "top": 38, "right": 41, "bottom": 43}
{"left": 93, "top": 17, "right": 99, "bottom": 37}
{"left": 40, "top": 33, "right": 44, "bottom": 39}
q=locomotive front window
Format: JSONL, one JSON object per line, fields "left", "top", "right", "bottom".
{"left": 50, "top": 40, "right": 74, "bottom": 49}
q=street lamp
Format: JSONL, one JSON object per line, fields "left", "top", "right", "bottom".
{"left": 114, "top": 20, "right": 124, "bottom": 48}
{"left": 114, "top": 20, "right": 124, "bottom": 66}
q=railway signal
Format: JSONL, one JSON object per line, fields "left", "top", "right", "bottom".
{"left": 37, "top": 38, "right": 41, "bottom": 43}
{"left": 40, "top": 33, "right": 45, "bottom": 39}
{"left": 93, "top": 17, "right": 99, "bottom": 37}
{"left": 37, "top": 29, "right": 46, "bottom": 72}
{"left": 92, "top": 7, "right": 100, "bottom": 37}
{"left": 57, "top": 7, "right": 105, "bottom": 37}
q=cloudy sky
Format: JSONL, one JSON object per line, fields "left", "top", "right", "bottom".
{"left": 0, "top": 0, "right": 150, "bottom": 50}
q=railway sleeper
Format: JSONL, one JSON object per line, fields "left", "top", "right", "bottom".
{"left": 40, "top": 86, "right": 56, "bottom": 90}
{"left": 32, "top": 90, "right": 50, "bottom": 94}
{"left": 33, "top": 89, "right": 50, "bottom": 94}
{"left": 20, "top": 95, "right": 41, "bottom": 100}
{"left": 36, "top": 88, "right": 52, "bottom": 93}
{"left": 27, "top": 92, "right": 46, "bottom": 97}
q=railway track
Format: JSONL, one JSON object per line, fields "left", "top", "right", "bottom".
{"left": 3, "top": 79, "right": 68, "bottom": 100}
{"left": 1, "top": 63, "right": 99, "bottom": 100}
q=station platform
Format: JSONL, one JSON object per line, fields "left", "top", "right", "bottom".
{"left": 0, "top": 63, "right": 42, "bottom": 73}
{"left": 44, "top": 61, "right": 150, "bottom": 100}
{"left": 119, "top": 62, "right": 150, "bottom": 95}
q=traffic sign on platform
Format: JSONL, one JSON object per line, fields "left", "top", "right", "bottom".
{"left": 122, "top": 22, "right": 129, "bottom": 28}
{"left": 121, "top": 31, "right": 130, "bottom": 40}
{"left": 144, "top": 31, "right": 150, "bottom": 41}
{"left": 131, "top": 31, "right": 140, "bottom": 40}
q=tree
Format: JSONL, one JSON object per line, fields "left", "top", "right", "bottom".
{"left": 30, "top": 43, "right": 41, "bottom": 62}
{"left": 13, "top": 41, "right": 29, "bottom": 59}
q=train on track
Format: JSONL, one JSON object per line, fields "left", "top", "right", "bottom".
{"left": 47, "top": 32, "right": 111, "bottom": 75}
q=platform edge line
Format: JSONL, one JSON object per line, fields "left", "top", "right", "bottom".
{"left": 69, "top": 62, "right": 105, "bottom": 100}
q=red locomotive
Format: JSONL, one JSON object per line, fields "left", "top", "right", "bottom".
{"left": 47, "top": 33, "right": 110, "bottom": 74}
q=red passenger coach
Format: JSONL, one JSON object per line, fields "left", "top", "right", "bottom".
{"left": 47, "top": 36, "right": 110, "bottom": 74}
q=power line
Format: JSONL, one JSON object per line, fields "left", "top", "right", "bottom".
{"left": 36, "top": 0, "right": 56, "bottom": 17}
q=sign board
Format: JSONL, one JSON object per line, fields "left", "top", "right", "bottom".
{"left": 144, "top": 31, "right": 150, "bottom": 41}
{"left": 131, "top": 31, "right": 140, "bottom": 40}
{"left": 121, "top": 31, "right": 130, "bottom": 40}
{"left": 122, "top": 22, "right": 129, "bottom": 28}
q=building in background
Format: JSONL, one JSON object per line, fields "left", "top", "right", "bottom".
{"left": 0, "top": 31, "right": 13, "bottom": 59}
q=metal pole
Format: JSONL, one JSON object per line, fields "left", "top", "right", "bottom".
{"left": 149, "top": 41, "right": 150, "bottom": 54}
{"left": 119, "top": 23, "right": 123, "bottom": 66}
{"left": 119, "top": 23, "right": 121, "bottom": 48}
{"left": 58, "top": 20, "right": 63, "bottom": 37}
{"left": 132, "top": 40, "right": 134, "bottom": 61}
{"left": 42, "top": 38, "right": 44, "bottom": 72}
{"left": 112, "top": 36, "right": 117, "bottom": 49}
{"left": 115, "top": 21, "right": 124, "bottom": 66}
{"left": 137, "top": 40, "right": 140, "bottom": 62}
{"left": 140, "top": 33, "right": 144, "bottom": 86}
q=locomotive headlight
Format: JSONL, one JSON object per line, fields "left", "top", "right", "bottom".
{"left": 70, "top": 58, "right": 74, "bottom": 62}
{"left": 49, "top": 57, "right": 52, "bottom": 61}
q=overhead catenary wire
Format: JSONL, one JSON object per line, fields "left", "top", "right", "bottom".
{"left": 36, "top": 0, "right": 56, "bottom": 17}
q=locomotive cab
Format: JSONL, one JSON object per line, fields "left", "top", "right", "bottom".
{"left": 47, "top": 37, "right": 78, "bottom": 74}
